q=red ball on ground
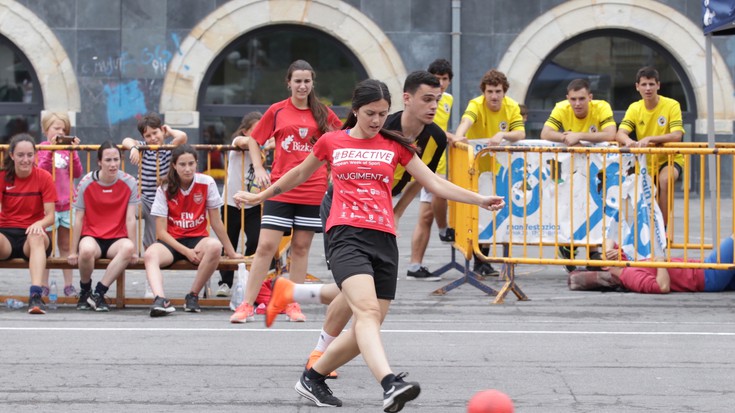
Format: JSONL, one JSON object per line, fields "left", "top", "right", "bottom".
{"left": 467, "top": 389, "right": 514, "bottom": 413}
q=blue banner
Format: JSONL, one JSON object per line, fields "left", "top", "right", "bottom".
{"left": 703, "top": 0, "right": 735, "bottom": 35}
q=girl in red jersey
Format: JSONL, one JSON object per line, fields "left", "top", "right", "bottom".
{"left": 67, "top": 141, "right": 140, "bottom": 312}
{"left": 235, "top": 80, "right": 505, "bottom": 412}
{"left": 0, "top": 134, "right": 57, "bottom": 314}
{"left": 230, "top": 60, "right": 341, "bottom": 323}
{"left": 144, "top": 145, "right": 242, "bottom": 317}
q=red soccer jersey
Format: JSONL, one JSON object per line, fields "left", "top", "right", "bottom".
{"left": 312, "top": 130, "right": 414, "bottom": 235}
{"left": 619, "top": 258, "right": 705, "bottom": 293}
{"left": 150, "top": 173, "right": 223, "bottom": 239}
{"left": 251, "top": 98, "right": 341, "bottom": 205}
{"left": 74, "top": 170, "right": 140, "bottom": 239}
{"left": 0, "top": 167, "right": 57, "bottom": 228}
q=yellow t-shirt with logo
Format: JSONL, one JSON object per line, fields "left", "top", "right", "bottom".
{"left": 544, "top": 99, "right": 616, "bottom": 134}
{"left": 461, "top": 95, "right": 524, "bottom": 173}
{"left": 461, "top": 95, "right": 525, "bottom": 139}
{"left": 435, "top": 92, "right": 453, "bottom": 175}
{"left": 619, "top": 95, "right": 685, "bottom": 173}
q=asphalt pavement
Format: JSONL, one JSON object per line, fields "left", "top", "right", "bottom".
{"left": 1, "top": 195, "right": 734, "bottom": 412}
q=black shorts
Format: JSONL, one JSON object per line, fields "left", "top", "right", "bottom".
{"left": 326, "top": 225, "right": 398, "bottom": 300}
{"left": 320, "top": 186, "right": 333, "bottom": 267}
{"left": 658, "top": 161, "right": 683, "bottom": 179}
{"left": 158, "top": 237, "right": 205, "bottom": 265}
{"left": 261, "top": 200, "right": 322, "bottom": 233}
{"left": 0, "top": 227, "right": 51, "bottom": 260}
{"left": 86, "top": 236, "right": 125, "bottom": 258}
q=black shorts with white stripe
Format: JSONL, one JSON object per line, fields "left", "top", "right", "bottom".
{"left": 261, "top": 200, "right": 323, "bottom": 233}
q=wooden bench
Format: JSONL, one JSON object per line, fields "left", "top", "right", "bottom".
{"left": 0, "top": 257, "right": 252, "bottom": 309}
{"left": 0, "top": 236, "right": 323, "bottom": 309}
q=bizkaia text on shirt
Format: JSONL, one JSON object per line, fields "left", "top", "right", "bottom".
{"left": 332, "top": 149, "right": 395, "bottom": 163}
{"left": 169, "top": 212, "right": 206, "bottom": 229}
{"left": 281, "top": 135, "right": 313, "bottom": 153}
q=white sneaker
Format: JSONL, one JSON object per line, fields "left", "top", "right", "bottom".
{"left": 144, "top": 282, "right": 154, "bottom": 299}
{"left": 216, "top": 284, "right": 231, "bottom": 297}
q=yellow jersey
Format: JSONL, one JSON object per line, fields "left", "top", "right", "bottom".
{"left": 619, "top": 95, "right": 685, "bottom": 172}
{"left": 435, "top": 92, "right": 453, "bottom": 175}
{"left": 544, "top": 99, "right": 616, "bottom": 133}
{"left": 461, "top": 95, "right": 525, "bottom": 139}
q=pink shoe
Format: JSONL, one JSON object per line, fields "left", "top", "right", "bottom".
{"left": 230, "top": 302, "right": 255, "bottom": 323}
{"left": 255, "top": 303, "right": 266, "bottom": 315}
{"left": 285, "top": 302, "right": 306, "bottom": 323}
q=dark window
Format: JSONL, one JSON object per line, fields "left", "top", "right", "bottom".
{"left": 0, "top": 35, "right": 43, "bottom": 144}
{"left": 198, "top": 24, "right": 367, "bottom": 153}
{"left": 525, "top": 30, "right": 695, "bottom": 141}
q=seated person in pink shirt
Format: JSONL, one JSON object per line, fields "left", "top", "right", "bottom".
{"left": 576, "top": 237, "right": 735, "bottom": 294}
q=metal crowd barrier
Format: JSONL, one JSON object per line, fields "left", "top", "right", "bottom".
{"left": 434, "top": 140, "right": 735, "bottom": 304}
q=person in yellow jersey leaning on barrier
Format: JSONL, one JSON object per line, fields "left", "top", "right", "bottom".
{"left": 540, "top": 78, "right": 617, "bottom": 273}
{"left": 451, "top": 69, "right": 525, "bottom": 276}
{"left": 615, "top": 66, "right": 685, "bottom": 229}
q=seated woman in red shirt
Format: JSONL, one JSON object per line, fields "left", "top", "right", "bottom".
{"left": 67, "top": 141, "right": 140, "bottom": 312}
{"left": 144, "top": 144, "right": 243, "bottom": 317}
{"left": 594, "top": 237, "right": 735, "bottom": 294}
{"left": 0, "top": 134, "right": 57, "bottom": 314}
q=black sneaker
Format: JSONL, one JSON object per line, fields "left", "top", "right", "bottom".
{"left": 383, "top": 372, "right": 421, "bottom": 413}
{"left": 439, "top": 227, "right": 455, "bottom": 243}
{"left": 150, "top": 296, "right": 176, "bottom": 317}
{"left": 77, "top": 289, "right": 92, "bottom": 310}
{"left": 406, "top": 266, "right": 441, "bottom": 281}
{"left": 295, "top": 371, "right": 343, "bottom": 407}
{"left": 473, "top": 261, "right": 500, "bottom": 277}
{"left": 183, "top": 293, "right": 201, "bottom": 313}
{"left": 88, "top": 292, "right": 110, "bottom": 312}
{"left": 28, "top": 293, "right": 46, "bottom": 315}
{"left": 558, "top": 246, "right": 577, "bottom": 273}
{"left": 586, "top": 251, "right": 604, "bottom": 271}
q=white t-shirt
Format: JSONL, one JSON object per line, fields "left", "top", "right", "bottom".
{"left": 223, "top": 136, "right": 256, "bottom": 210}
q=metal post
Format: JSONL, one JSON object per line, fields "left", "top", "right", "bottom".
{"left": 705, "top": 34, "right": 718, "bottom": 246}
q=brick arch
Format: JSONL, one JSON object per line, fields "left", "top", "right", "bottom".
{"left": 161, "top": 0, "right": 406, "bottom": 122}
{"left": 498, "top": 0, "right": 734, "bottom": 132}
{"left": 0, "top": 2, "right": 80, "bottom": 111}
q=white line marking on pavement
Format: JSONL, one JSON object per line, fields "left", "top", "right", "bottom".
{"left": 1, "top": 327, "right": 734, "bottom": 336}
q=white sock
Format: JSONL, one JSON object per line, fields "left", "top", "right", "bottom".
{"left": 292, "top": 284, "right": 324, "bottom": 304}
{"left": 407, "top": 263, "right": 421, "bottom": 271}
{"left": 438, "top": 227, "right": 447, "bottom": 236}
{"left": 314, "top": 329, "right": 338, "bottom": 353}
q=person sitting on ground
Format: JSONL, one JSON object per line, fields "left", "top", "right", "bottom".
{"left": 571, "top": 237, "right": 735, "bottom": 294}
{"left": 67, "top": 141, "right": 139, "bottom": 312}
{"left": 144, "top": 144, "right": 243, "bottom": 316}
{"left": 0, "top": 134, "right": 56, "bottom": 314}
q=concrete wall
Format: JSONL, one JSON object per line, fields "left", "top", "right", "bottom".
{"left": 6, "top": 0, "right": 733, "bottom": 148}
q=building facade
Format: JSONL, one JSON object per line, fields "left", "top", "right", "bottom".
{"left": 1, "top": 0, "right": 732, "bottom": 182}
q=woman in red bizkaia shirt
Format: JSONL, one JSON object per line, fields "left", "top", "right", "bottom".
{"left": 230, "top": 60, "right": 341, "bottom": 324}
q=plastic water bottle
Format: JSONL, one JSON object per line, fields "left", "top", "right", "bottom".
{"left": 49, "top": 280, "right": 58, "bottom": 310}
{"left": 230, "top": 263, "right": 248, "bottom": 311}
{"left": 5, "top": 298, "right": 25, "bottom": 309}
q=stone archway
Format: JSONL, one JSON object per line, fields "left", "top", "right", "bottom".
{"left": 161, "top": 0, "right": 406, "bottom": 126}
{"left": 0, "top": 1, "right": 80, "bottom": 111}
{"left": 498, "top": 0, "right": 734, "bottom": 133}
